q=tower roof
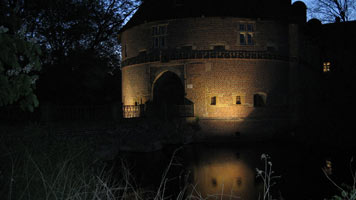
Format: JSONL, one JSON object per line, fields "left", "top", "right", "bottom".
{"left": 121, "top": 0, "right": 291, "bottom": 32}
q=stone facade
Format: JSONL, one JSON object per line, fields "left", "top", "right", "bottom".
{"left": 119, "top": 0, "right": 308, "bottom": 135}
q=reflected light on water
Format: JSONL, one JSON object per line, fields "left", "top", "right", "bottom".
{"left": 188, "top": 151, "right": 259, "bottom": 200}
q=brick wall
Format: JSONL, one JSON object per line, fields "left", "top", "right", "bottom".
{"left": 121, "top": 16, "right": 292, "bottom": 119}
{"left": 121, "top": 17, "right": 290, "bottom": 58}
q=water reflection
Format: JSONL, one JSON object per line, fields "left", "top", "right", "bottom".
{"left": 116, "top": 143, "right": 352, "bottom": 200}
{"left": 185, "top": 145, "right": 261, "bottom": 200}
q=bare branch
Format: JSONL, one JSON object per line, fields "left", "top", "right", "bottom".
{"left": 310, "top": 0, "right": 356, "bottom": 23}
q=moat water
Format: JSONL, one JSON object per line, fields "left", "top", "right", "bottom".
{"left": 114, "top": 142, "right": 355, "bottom": 200}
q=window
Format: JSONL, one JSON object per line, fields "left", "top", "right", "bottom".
{"left": 211, "top": 96, "right": 216, "bottom": 105}
{"left": 236, "top": 96, "right": 241, "bottom": 104}
{"left": 239, "top": 23, "right": 254, "bottom": 45}
{"left": 323, "top": 62, "right": 331, "bottom": 72}
{"left": 152, "top": 24, "right": 168, "bottom": 48}
{"left": 239, "top": 24, "right": 245, "bottom": 31}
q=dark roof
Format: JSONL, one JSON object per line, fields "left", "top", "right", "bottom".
{"left": 120, "top": 0, "right": 292, "bottom": 32}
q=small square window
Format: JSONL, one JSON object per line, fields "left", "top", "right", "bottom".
{"left": 239, "top": 24, "right": 245, "bottom": 31}
{"left": 240, "top": 34, "right": 246, "bottom": 45}
{"left": 211, "top": 96, "right": 216, "bottom": 105}
{"left": 236, "top": 96, "right": 241, "bottom": 104}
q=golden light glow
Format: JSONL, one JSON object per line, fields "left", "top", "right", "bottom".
{"left": 189, "top": 160, "right": 258, "bottom": 200}
{"left": 323, "top": 62, "right": 331, "bottom": 72}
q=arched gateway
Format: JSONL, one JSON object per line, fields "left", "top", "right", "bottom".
{"left": 152, "top": 71, "right": 185, "bottom": 118}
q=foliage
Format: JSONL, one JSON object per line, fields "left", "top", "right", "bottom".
{"left": 309, "top": 0, "right": 356, "bottom": 23}
{"left": 1, "top": 0, "right": 141, "bottom": 105}
{"left": 0, "top": 25, "right": 41, "bottom": 111}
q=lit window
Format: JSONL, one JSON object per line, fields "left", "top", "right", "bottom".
{"left": 239, "top": 23, "right": 254, "bottom": 46}
{"left": 211, "top": 96, "right": 216, "bottom": 105}
{"left": 323, "top": 62, "right": 331, "bottom": 72}
{"left": 152, "top": 24, "right": 168, "bottom": 48}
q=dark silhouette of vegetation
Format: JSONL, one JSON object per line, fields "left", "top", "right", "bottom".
{"left": 0, "top": 11, "right": 41, "bottom": 111}
{"left": 1, "top": 0, "right": 141, "bottom": 106}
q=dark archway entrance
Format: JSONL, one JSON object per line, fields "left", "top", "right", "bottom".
{"left": 153, "top": 71, "right": 184, "bottom": 118}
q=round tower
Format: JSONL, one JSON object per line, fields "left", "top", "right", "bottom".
{"left": 120, "top": 0, "right": 300, "bottom": 136}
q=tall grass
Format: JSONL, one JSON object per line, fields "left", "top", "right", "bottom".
{"left": 0, "top": 128, "right": 198, "bottom": 200}
{"left": 0, "top": 135, "right": 125, "bottom": 200}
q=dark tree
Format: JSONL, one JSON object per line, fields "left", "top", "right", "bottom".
{"left": 309, "top": 0, "right": 356, "bottom": 23}
{"left": 0, "top": 1, "right": 42, "bottom": 111}
{"left": 1, "top": 0, "right": 140, "bottom": 105}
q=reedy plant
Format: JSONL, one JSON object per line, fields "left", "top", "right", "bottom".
{"left": 256, "top": 154, "right": 281, "bottom": 200}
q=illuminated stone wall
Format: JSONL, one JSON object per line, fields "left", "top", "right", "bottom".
{"left": 121, "top": 17, "right": 292, "bottom": 120}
